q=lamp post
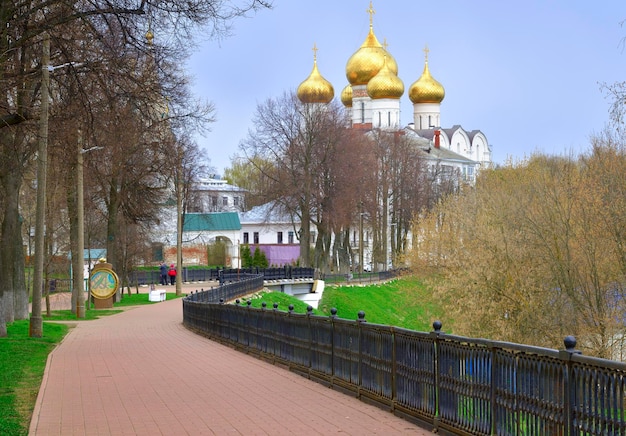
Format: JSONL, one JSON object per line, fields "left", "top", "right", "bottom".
{"left": 73, "top": 133, "right": 102, "bottom": 318}
{"left": 30, "top": 33, "right": 50, "bottom": 337}
{"left": 75, "top": 132, "right": 85, "bottom": 317}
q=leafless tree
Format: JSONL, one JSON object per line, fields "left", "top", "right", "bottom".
{"left": 0, "top": 0, "right": 272, "bottom": 336}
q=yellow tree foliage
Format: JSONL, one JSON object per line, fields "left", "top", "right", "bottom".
{"left": 410, "top": 132, "right": 626, "bottom": 359}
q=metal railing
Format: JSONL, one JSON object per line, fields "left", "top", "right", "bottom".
{"left": 128, "top": 266, "right": 315, "bottom": 286}
{"left": 183, "top": 289, "right": 626, "bottom": 436}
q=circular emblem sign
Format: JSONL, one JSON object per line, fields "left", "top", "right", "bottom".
{"left": 89, "top": 268, "right": 119, "bottom": 300}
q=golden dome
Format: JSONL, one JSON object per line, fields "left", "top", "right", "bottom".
{"left": 145, "top": 29, "right": 154, "bottom": 45}
{"left": 409, "top": 47, "right": 445, "bottom": 104}
{"left": 345, "top": 4, "right": 398, "bottom": 86}
{"left": 367, "top": 56, "right": 403, "bottom": 99}
{"left": 340, "top": 84, "right": 353, "bottom": 107}
{"left": 297, "top": 45, "right": 334, "bottom": 104}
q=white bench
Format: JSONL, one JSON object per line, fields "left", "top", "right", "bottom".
{"left": 149, "top": 289, "right": 166, "bottom": 302}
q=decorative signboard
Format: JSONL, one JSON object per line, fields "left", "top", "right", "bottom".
{"left": 89, "top": 259, "right": 119, "bottom": 308}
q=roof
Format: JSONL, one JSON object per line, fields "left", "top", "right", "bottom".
{"left": 405, "top": 127, "right": 477, "bottom": 164}
{"left": 239, "top": 202, "right": 294, "bottom": 224}
{"left": 193, "top": 178, "right": 246, "bottom": 193}
{"left": 183, "top": 212, "right": 241, "bottom": 231}
{"left": 77, "top": 248, "right": 106, "bottom": 262}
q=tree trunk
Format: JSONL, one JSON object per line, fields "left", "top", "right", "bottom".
{"left": 1, "top": 165, "right": 26, "bottom": 322}
{"left": 299, "top": 208, "right": 311, "bottom": 267}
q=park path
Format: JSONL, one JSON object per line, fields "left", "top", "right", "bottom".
{"left": 29, "top": 286, "right": 435, "bottom": 435}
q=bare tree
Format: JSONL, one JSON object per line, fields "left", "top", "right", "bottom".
{"left": 411, "top": 145, "right": 626, "bottom": 358}
{"left": 239, "top": 93, "right": 350, "bottom": 268}
{"left": 0, "top": 0, "right": 272, "bottom": 336}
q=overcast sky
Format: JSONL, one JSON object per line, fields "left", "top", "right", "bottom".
{"left": 186, "top": 1, "right": 626, "bottom": 176}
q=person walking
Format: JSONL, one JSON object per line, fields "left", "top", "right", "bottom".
{"left": 168, "top": 264, "right": 177, "bottom": 285}
{"left": 159, "top": 262, "right": 168, "bottom": 286}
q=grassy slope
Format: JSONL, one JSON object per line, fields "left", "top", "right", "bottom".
{"left": 318, "top": 276, "right": 444, "bottom": 332}
{"left": 247, "top": 276, "right": 444, "bottom": 332}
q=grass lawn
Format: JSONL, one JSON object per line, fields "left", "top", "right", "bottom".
{"left": 0, "top": 320, "right": 67, "bottom": 436}
{"left": 319, "top": 275, "right": 444, "bottom": 332}
{"left": 238, "top": 275, "right": 444, "bottom": 332}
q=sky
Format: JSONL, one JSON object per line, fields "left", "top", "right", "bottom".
{"left": 186, "top": 1, "right": 626, "bottom": 176}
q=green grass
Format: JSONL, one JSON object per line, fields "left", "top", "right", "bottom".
{"left": 318, "top": 276, "right": 443, "bottom": 332}
{"left": 42, "top": 308, "right": 123, "bottom": 320}
{"left": 236, "top": 276, "right": 444, "bottom": 333}
{"left": 0, "top": 320, "right": 68, "bottom": 436}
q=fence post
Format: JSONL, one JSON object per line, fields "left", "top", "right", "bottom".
{"left": 330, "top": 308, "right": 338, "bottom": 378}
{"left": 559, "top": 336, "right": 581, "bottom": 436}
{"left": 307, "top": 305, "right": 314, "bottom": 370}
{"left": 431, "top": 320, "right": 443, "bottom": 432}
{"left": 357, "top": 311, "right": 366, "bottom": 390}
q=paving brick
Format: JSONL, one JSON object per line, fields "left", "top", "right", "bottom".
{"left": 30, "top": 286, "right": 435, "bottom": 435}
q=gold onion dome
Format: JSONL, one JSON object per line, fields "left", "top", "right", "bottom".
{"left": 345, "top": 14, "right": 398, "bottom": 86}
{"left": 145, "top": 29, "right": 154, "bottom": 45}
{"left": 367, "top": 56, "right": 403, "bottom": 99}
{"left": 297, "top": 46, "right": 334, "bottom": 104}
{"left": 341, "top": 84, "right": 353, "bottom": 107}
{"left": 409, "top": 48, "right": 445, "bottom": 104}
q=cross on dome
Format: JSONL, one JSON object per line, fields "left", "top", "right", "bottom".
{"left": 367, "top": 1, "right": 375, "bottom": 28}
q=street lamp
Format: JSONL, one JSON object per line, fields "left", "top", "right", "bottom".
{"left": 73, "top": 132, "right": 102, "bottom": 318}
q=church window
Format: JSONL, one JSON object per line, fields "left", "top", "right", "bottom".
{"left": 378, "top": 112, "right": 381, "bottom": 127}
{"left": 222, "top": 196, "right": 228, "bottom": 206}
{"left": 253, "top": 232, "right": 259, "bottom": 244}
{"left": 211, "top": 196, "right": 217, "bottom": 207}
{"left": 288, "top": 231, "right": 294, "bottom": 244}
{"left": 243, "top": 232, "right": 249, "bottom": 244}
{"left": 361, "top": 102, "right": 365, "bottom": 124}
{"left": 277, "top": 232, "right": 283, "bottom": 244}
{"left": 388, "top": 111, "right": 391, "bottom": 127}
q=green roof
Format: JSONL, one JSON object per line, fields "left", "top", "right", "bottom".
{"left": 183, "top": 213, "right": 241, "bottom": 232}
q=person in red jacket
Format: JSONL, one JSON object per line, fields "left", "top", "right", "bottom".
{"left": 168, "top": 264, "right": 177, "bottom": 285}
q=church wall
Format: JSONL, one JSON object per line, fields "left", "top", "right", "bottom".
{"left": 413, "top": 103, "right": 442, "bottom": 129}
{"left": 370, "top": 99, "right": 401, "bottom": 129}
{"left": 449, "top": 129, "right": 471, "bottom": 157}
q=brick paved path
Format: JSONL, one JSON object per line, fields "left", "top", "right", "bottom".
{"left": 30, "top": 291, "right": 435, "bottom": 435}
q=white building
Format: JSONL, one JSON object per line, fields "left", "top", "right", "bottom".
{"left": 188, "top": 177, "right": 246, "bottom": 213}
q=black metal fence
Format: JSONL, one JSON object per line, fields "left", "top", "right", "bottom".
{"left": 128, "top": 266, "right": 315, "bottom": 286}
{"left": 183, "top": 289, "right": 626, "bottom": 436}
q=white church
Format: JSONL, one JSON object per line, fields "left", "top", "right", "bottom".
{"left": 296, "top": 1, "right": 492, "bottom": 182}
